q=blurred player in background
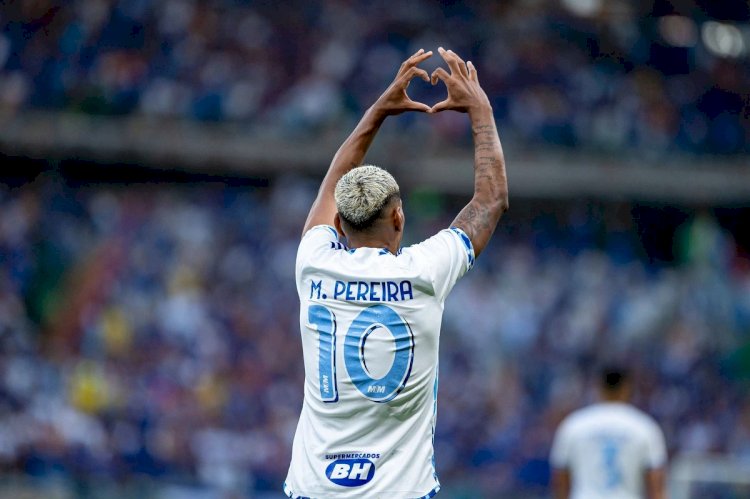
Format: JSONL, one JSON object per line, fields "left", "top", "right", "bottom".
{"left": 283, "top": 47, "right": 508, "bottom": 498}
{"left": 550, "top": 366, "right": 668, "bottom": 499}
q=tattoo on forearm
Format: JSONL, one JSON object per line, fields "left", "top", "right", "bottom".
{"left": 454, "top": 202, "right": 494, "bottom": 242}
{"left": 472, "top": 124, "right": 495, "bottom": 133}
{"left": 452, "top": 119, "right": 507, "bottom": 252}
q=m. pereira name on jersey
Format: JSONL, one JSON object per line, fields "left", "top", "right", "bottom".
{"left": 325, "top": 458, "right": 376, "bottom": 487}
{"left": 309, "top": 279, "right": 414, "bottom": 302}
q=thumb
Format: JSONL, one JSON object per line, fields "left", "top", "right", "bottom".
{"left": 430, "top": 99, "right": 451, "bottom": 113}
{"left": 407, "top": 99, "right": 431, "bottom": 113}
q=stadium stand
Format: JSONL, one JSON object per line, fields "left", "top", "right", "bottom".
{"left": 0, "top": 162, "right": 749, "bottom": 497}
{"left": 1, "top": 1, "right": 749, "bottom": 497}
{"left": 1, "top": 0, "right": 749, "bottom": 154}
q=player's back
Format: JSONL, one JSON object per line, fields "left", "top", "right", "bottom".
{"left": 551, "top": 402, "right": 667, "bottom": 499}
{"left": 285, "top": 225, "right": 473, "bottom": 498}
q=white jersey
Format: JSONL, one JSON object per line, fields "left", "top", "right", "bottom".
{"left": 550, "top": 402, "right": 667, "bottom": 499}
{"left": 284, "top": 225, "right": 474, "bottom": 499}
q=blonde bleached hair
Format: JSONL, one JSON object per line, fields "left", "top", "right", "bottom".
{"left": 334, "top": 165, "right": 400, "bottom": 230}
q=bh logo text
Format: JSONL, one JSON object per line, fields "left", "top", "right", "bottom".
{"left": 325, "top": 458, "right": 376, "bottom": 487}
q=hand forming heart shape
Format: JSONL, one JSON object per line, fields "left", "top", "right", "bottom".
{"left": 372, "top": 47, "right": 491, "bottom": 117}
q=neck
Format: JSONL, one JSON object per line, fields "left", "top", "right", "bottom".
{"left": 346, "top": 233, "right": 399, "bottom": 255}
{"left": 601, "top": 391, "right": 628, "bottom": 403}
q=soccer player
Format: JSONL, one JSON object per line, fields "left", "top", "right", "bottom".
{"left": 550, "top": 366, "right": 668, "bottom": 499}
{"left": 283, "top": 47, "right": 508, "bottom": 498}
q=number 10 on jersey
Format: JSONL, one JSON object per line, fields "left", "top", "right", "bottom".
{"left": 308, "top": 304, "right": 414, "bottom": 403}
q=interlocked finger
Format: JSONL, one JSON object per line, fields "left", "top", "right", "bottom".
{"left": 447, "top": 49, "right": 469, "bottom": 79}
{"left": 430, "top": 67, "right": 450, "bottom": 86}
{"left": 399, "top": 49, "right": 433, "bottom": 76}
{"left": 429, "top": 49, "right": 487, "bottom": 114}
{"left": 400, "top": 49, "right": 423, "bottom": 70}
{"left": 438, "top": 47, "right": 464, "bottom": 78}
{"left": 467, "top": 61, "right": 478, "bottom": 82}
{"left": 402, "top": 66, "right": 430, "bottom": 84}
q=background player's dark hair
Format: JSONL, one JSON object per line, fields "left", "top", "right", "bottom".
{"left": 599, "top": 365, "right": 630, "bottom": 391}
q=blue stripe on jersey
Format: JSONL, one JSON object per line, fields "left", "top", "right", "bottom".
{"left": 377, "top": 248, "right": 402, "bottom": 256}
{"left": 283, "top": 482, "right": 310, "bottom": 499}
{"left": 416, "top": 485, "right": 441, "bottom": 498}
{"left": 433, "top": 366, "right": 439, "bottom": 417}
{"left": 449, "top": 227, "right": 475, "bottom": 270}
{"left": 315, "top": 225, "right": 345, "bottom": 250}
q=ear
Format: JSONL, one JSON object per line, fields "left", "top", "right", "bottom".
{"left": 392, "top": 200, "right": 404, "bottom": 233}
{"left": 334, "top": 213, "right": 344, "bottom": 238}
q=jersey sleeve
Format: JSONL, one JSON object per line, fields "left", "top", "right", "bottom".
{"left": 296, "top": 225, "right": 341, "bottom": 276}
{"left": 408, "top": 227, "right": 475, "bottom": 302}
{"left": 644, "top": 420, "right": 668, "bottom": 469}
{"left": 549, "top": 420, "right": 572, "bottom": 469}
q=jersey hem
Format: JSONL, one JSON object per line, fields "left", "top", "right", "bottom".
{"left": 283, "top": 482, "right": 440, "bottom": 499}
{"left": 284, "top": 481, "right": 311, "bottom": 499}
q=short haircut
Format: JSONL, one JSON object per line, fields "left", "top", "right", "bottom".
{"left": 600, "top": 365, "right": 630, "bottom": 390}
{"left": 334, "top": 165, "right": 400, "bottom": 231}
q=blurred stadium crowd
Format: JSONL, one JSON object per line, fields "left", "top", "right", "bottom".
{"left": 0, "top": 174, "right": 749, "bottom": 497}
{"left": 2, "top": 0, "right": 750, "bottom": 497}
{"left": 1, "top": 0, "right": 749, "bottom": 154}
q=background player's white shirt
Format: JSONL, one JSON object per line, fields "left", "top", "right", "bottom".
{"left": 550, "top": 401, "right": 667, "bottom": 499}
{"left": 285, "top": 225, "right": 474, "bottom": 499}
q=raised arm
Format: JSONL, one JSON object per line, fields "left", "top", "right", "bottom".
{"left": 302, "top": 49, "right": 432, "bottom": 235}
{"left": 431, "top": 48, "right": 508, "bottom": 256}
{"left": 645, "top": 467, "right": 666, "bottom": 499}
{"left": 552, "top": 468, "right": 571, "bottom": 499}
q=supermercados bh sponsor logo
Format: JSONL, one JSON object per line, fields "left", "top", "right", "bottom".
{"left": 324, "top": 453, "right": 378, "bottom": 487}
